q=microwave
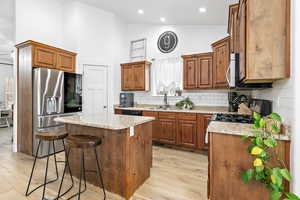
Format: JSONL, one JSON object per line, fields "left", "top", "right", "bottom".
{"left": 228, "top": 53, "right": 273, "bottom": 89}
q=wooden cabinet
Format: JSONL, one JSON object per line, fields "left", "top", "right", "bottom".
{"left": 182, "top": 53, "right": 213, "bottom": 90}
{"left": 228, "top": 3, "right": 240, "bottom": 53}
{"left": 143, "top": 111, "right": 160, "bottom": 141}
{"left": 237, "top": 0, "right": 290, "bottom": 83}
{"left": 177, "top": 113, "right": 197, "bottom": 148}
{"left": 17, "top": 40, "right": 77, "bottom": 73}
{"left": 116, "top": 108, "right": 211, "bottom": 151}
{"left": 114, "top": 109, "right": 122, "bottom": 114}
{"left": 159, "top": 118, "right": 177, "bottom": 144}
{"left": 197, "top": 114, "right": 212, "bottom": 150}
{"left": 208, "top": 133, "right": 290, "bottom": 200}
{"left": 121, "top": 61, "right": 151, "bottom": 91}
{"left": 212, "top": 37, "right": 230, "bottom": 89}
{"left": 33, "top": 46, "right": 57, "bottom": 69}
{"left": 56, "top": 51, "right": 76, "bottom": 72}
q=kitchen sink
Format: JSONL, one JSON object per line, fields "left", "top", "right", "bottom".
{"left": 148, "top": 107, "right": 178, "bottom": 111}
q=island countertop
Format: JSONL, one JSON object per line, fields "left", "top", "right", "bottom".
{"left": 55, "top": 113, "right": 155, "bottom": 130}
{"left": 208, "top": 121, "right": 291, "bottom": 141}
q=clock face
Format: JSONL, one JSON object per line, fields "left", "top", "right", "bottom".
{"left": 157, "top": 31, "right": 178, "bottom": 53}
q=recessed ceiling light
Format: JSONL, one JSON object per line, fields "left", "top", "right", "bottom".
{"left": 160, "top": 17, "right": 166, "bottom": 22}
{"left": 199, "top": 7, "right": 207, "bottom": 13}
{"left": 138, "top": 9, "right": 144, "bottom": 14}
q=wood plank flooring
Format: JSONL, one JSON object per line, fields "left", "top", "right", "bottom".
{"left": 0, "top": 128, "right": 208, "bottom": 200}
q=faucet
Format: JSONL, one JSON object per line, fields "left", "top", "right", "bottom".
{"left": 163, "top": 93, "right": 168, "bottom": 107}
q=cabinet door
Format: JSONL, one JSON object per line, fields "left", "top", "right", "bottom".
{"left": 159, "top": 118, "right": 176, "bottom": 144}
{"left": 33, "top": 46, "right": 56, "bottom": 69}
{"left": 143, "top": 111, "right": 160, "bottom": 141}
{"left": 133, "top": 64, "right": 145, "bottom": 90}
{"left": 121, "top": 65, "right": 134, "bottom": 91}
{"left": 114, "top": 109, "right": 122, "bottom": 114}
{"left": 213, "top": 40, "right": 230, "bottom": 88}
{"left": 183, "top": 58, "right": 197, "bottom": 89}
{"left": 239, "top": 1, "right": 246, "bottom": 81}
{"left": 57, "top": 52, "right": 75, "bottom": 72}
{"left": 197, "top": 56, "right": 213, "bottom": 89}
{"left": 177, "top": 120, "right": 197, "bottom": 148}
{"left": 197, "top": 114, "right": 212, "bottom": 150}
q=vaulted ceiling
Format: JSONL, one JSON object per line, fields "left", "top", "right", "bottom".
{"left": 77, "top": 0, "right": 238, "bottom": 25}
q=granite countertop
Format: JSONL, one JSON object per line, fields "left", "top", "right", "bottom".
{"left": 208, "top": 121, "right": 291, "bottom": 141}
{"left": 55, "top": 113, "right": 155, "bottom": 130}
{"left": 115, "top": 105, "right": 235, "bottom": 114}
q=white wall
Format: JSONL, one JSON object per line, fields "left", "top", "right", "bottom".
{"left": 126, "top": 24, "right": 228, "bottom": 61}
{"left": 15, "top": 0, "right": 64, "bottom": 47}
{"left": 292, "top": 0, "right": 300, "bottom": 195}
{"left": 124, "top": 24, "right": 230, "bottom": 106}
{"left": 15, "top": 0, "right": 127, "bottom": 113}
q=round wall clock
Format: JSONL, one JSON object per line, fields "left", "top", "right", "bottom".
{"left": 157, "top": 31, "right": 178, "bottom": 53}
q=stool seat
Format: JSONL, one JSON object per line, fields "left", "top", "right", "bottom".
{"left": 66, "top": 135, "right": 102, "bottom": 149}
{"left": 36, "top": 130, "right": 68, "bottom": 141}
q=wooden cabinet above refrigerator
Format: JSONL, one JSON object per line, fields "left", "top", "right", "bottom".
{"left": 15, "top": 40, "right": 77, "bottom": 73}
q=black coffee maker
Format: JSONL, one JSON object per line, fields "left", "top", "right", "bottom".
{"left": 228, "top": 92, "right": 249, "bottom": 112}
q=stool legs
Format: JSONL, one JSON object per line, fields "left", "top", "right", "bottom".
{"left": 93, "top": 147, "right": 106, "bottom": 199}
{"left": 59, "top": 147, "right": 106, "bottom": 200}
{"left": 25, "top": 139, "right": 65, "bottom": 200}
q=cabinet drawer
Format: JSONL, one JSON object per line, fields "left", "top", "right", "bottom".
{"left": 177, "top": 113, "right": 197, "bottom": 120}
{"left": 143, "top": 111, "right": 159, "bottom": 118}
{"left": 159, "top": 112, "right": 176, "bottom": 119}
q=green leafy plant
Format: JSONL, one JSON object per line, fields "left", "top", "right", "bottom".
{"left": 241, "top": 112, "right": 299, "bottom": 200}
{"left": 175, "top": 97, "right": 194, "bottom": 109}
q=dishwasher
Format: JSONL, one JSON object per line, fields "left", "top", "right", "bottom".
{"left": 121, "top": 110, "right": 143, "bottom": 116}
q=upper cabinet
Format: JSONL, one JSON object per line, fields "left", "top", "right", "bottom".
{"left": 228, "top": 3, "right": 239, "bottom": 54}
{"left": 16, "top": 40, "right": 77, "bottom": 73}
{"left": 121, "top": 61, "right": 151, "bottom": 91}
{"left": 182, "top": 53, "right": 213, "bottom": 90}
{"left": 212, "top": 37, "right": 230, "bottom": 89}
{"left": 236, "top": 0, "right": 290, "bottom": 83}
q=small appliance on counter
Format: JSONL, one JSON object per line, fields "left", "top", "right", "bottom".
{"left": 249, "top": 98, "right": 272, "bottom": 116}
{"left": 119, "top": 93, "right": 134, "bottom": 107}
{"left": 228, "top": 92, "right": 249, "bottom": 112}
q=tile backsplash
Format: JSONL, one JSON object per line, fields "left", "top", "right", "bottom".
{"left": 133, "top": 91, "right": 229, "bottom": 107}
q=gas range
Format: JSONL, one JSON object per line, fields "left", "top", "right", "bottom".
{"left": 212, "top": 113, "right": 254, "bottom": 124}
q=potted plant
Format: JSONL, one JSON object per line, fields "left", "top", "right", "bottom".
{"left": 241, "top": 112, "right": 299, "bottom": 200}
{"left": 175, "top": 97, "right": 194, "bottom": 110}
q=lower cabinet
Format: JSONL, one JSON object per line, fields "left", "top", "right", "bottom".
{"left": 177, "top": 119, "right": 197, "bottom": 148}
{"left": 197, "top": 114, "right": 212, "bottom": 150}
{"left": 140, "top": 110, "right": 212, "bottom": 150}
{"left": 159, "top": 118, "right": 177, "bottom": 144}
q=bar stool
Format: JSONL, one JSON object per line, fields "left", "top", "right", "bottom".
{"left": 57, "top": 135, "right": 106, "bottom": 200}
{"left": 25, "top": 130, "right": 74, "bottom": 200}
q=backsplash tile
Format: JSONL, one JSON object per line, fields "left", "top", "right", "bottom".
{"left": 133, "top": 91, "right": 229, "bottom": 107}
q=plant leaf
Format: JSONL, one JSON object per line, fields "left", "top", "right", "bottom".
{"left": 256, "top": 166, "right": 264, "bottom": 173}
{"left": 264, "top": 137, "right": 278, "bottom": 148}
{"left": 253, "top": 112, "right": 262, "bottom": 121}
{"left": 241, "top": 169, "right": 254, "bottom": 184}
{"left": 268, "top": 113, "right": 282, "bottom": 122}
{"left": 285, "top": 193, "right": 300, "bottom": 200}
{"left": 270, "top": 191, "right": 282, "bottom": 200}
{"left": 256, "top": 137, "right": 264, "bottom": 148}
{"left": 272, "top": 168, "right": 283, "bottom": 187}
{"left": 241, "top": 135, "right": 250, "bottom": 140}
{"left": 271, "top": 124, "right": 280, "bottom": 134}
{"left": 280, "top": 169, "right": 292, "bottom": 182}
{"left": 259, "top": 118, "right": 266, "bottom": 128}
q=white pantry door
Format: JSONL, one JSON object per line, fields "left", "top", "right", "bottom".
{"left": 83, "top": 65, "right": 108, "bottom": 116}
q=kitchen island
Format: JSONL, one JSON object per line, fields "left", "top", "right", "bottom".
{"left": 55, "top": 114, "right": 155, "bottom": 199}
{"left": 207, "top": 121, "right": 291, "bottom": 200}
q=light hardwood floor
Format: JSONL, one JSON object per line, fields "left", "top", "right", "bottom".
{"left": 0, "top": 128, "right": 208, "bottom": 200}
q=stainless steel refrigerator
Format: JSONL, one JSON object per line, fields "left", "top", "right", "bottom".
{"left": 32, "top": 68, "right": 66, "bottom": 157}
